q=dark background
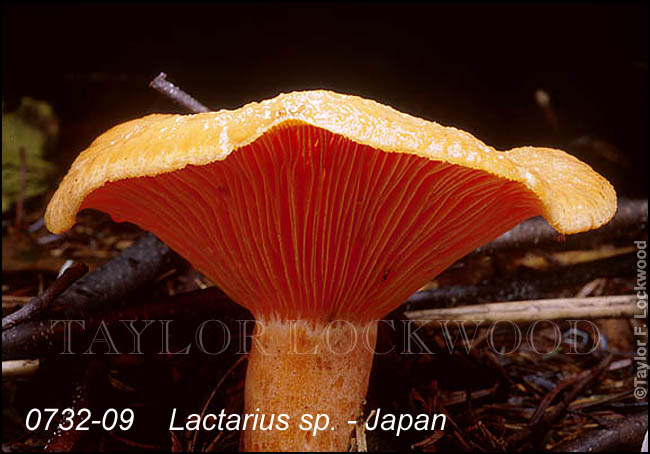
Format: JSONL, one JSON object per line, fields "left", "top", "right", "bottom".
{"left": 2, "top": 3, "right": 648, "bottom": 198}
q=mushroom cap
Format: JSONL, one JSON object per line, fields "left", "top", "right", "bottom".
{"left": 45, "top": 90, "right": 616, "bottom": 321}
{"left": 46, "top": 90, "right": 615, "bottom": 235}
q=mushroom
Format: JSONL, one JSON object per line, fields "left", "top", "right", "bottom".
{"left": 45, "top": 90, "right": 616, "bottom": 451}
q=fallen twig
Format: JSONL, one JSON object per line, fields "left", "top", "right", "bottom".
{"left": 2, "top": 359, "right": 39, "bottom": 378}
{"left": 471, "top": 199, "right": 647, "bottom": 256}
{"left": 149, "top": 72, "right": 210, "bottom": 113}
{"left": 405, "top": 252, "right": 638, "bottom": 310}
{"left": 405, "top": 295, "right": 639, "bottom": 325}
{"left": 507, "top": 354, "right": 613, "bottom": 449}
{"left": 2, "top": 232, "right": 182, "bottom": 358}
{"left": 2, "top": 262, "right": 88, "bottom": 331}
{"left": 528, "top": 367, "right": 599, "bottom": 427}
{"left": 353, "top": 409, "right": 375, "bottom": 452}
{"left": 551, "top": 411, "right": 648, "bottom": 452}
{"left": 2, "top": 286, "right": 249, "bottom": 360}
{"left": 56, "top": 233, "right": 180, "bottom": 320}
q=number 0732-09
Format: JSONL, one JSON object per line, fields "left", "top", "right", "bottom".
{"left": 25, "top": 408, "right": 135, "bottom": 431}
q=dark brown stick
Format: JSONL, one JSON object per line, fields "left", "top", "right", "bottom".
{"left": 507, "top": 354, "right": 613, "bottom": 449}
{"left": 537, "top": 353, "right": 612, "bottom": 423}
{"left": 405, "top": 252, "right": 638, "bottom": 310}
{"left": 149, "top": 72, "right": 210, "bottom": 113}
{"left": 2, "top": 286, "right": 250, "bottom": 360}
{"left": 2, "top": 262, "right": 88, "bottom": 331}
{"left": 528, "top": 364, "right": 598, "bottom": 426}
{"left": 471, "top": 198, "right": 647, "bottom": 256}
{"left": 2, "top": 234, "right": 183, "bottom": 358}
{"left": 551, "top": 411, "right": 648, "bottom": 452}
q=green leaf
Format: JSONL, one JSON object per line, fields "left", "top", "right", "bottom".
{"left": 2, "top": 97, "right": 58, "bottom": 213}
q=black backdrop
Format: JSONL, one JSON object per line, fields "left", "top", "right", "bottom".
{"left": 2, "top": 3, "right": 648, "bottom": 197}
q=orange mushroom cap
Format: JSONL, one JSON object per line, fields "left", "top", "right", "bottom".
{"left": 45, "top": 90, "right": 616, "bottom": 322}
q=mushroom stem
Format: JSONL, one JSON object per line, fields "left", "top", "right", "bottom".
{"left": 243, "top": 319, "right": 378, "bottom": 452}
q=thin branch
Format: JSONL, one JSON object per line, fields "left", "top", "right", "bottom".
{"left": 507, "top": 354, "right": 613, "bottom": 449}
{"left": 2, "top": 359, "right": 39, "bottom": 378}
{"left": 471, "top": 198, "right": 647, "bottom": 256}
{"left": 405, "top": 252, "right": 638, "bottom": 310}
{"left": 405, "top": 295, "right": 639, "bottom": 325}
{"left": 528, "top": 364, "right": 603, "bottom": 426}
{"left": 2, "top": 232, "right": 181, "bottom": 356}
{"left": 149, "top": 72, "right": 210, "bottom": 113}
{"left": 2, "top": 262, "right": 88, "bottom": 331}
{"left": 2, "top": 286, "right": 248, "bottom": 360}
{"left": 551, "top": 411, "right": 648, "bottom": 452}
